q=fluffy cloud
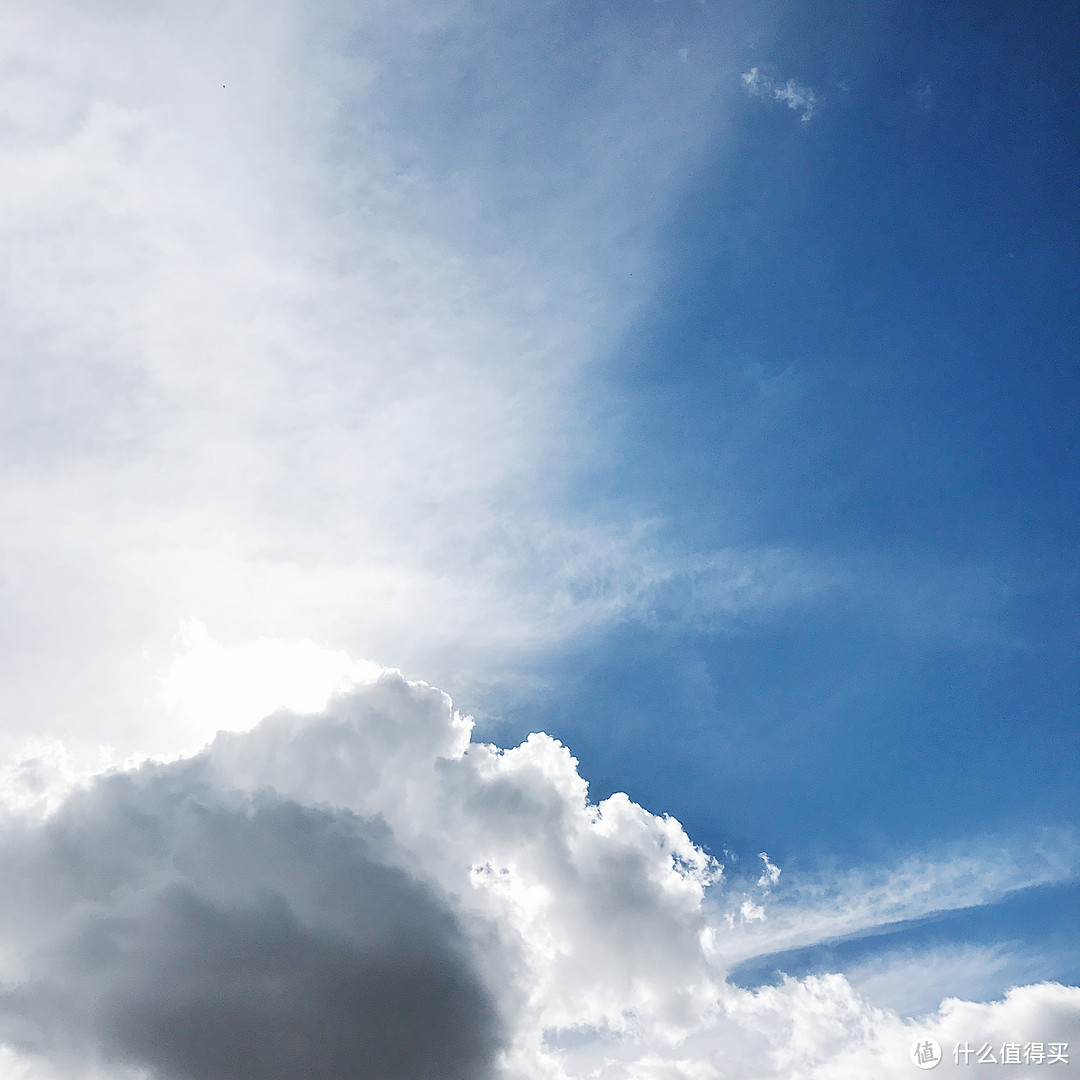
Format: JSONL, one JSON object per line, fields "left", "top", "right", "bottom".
{"left": 0, "top": 761, "right": 502, "bottom": 1080}
{"left": 0, "top": 672, "right": 1075, "bottom": 1079}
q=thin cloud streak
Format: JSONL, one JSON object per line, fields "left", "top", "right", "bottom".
{"left": 717, "top": 832, "right": 1080, "bottom": 967}
{"left": 845, "top": 944, "right": 1045, "bottom": 1019}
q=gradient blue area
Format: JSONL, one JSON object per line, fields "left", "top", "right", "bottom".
{"left": 479, "top": 0, "right": 1079, "bottom": 985}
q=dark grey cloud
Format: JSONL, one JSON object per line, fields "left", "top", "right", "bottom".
{"left": 0, "top": 763, "right": 503, "bottom": 1080}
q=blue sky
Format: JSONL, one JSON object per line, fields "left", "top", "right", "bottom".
{"left": 0, "top": 0, "right": 1077, "bottom": 1075}
{"left": 475, "top": 0, "right": 1080, "bottom": 1005}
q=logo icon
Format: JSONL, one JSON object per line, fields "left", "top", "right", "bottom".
{"left": 911, "top": 1039, "right": 942, "bottom": 1069}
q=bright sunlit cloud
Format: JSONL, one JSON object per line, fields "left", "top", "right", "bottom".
{"left": 157, "top": 619, "right": 383, "bottom": 753}
{"left": 0, "top": 0, "right": 794, "bottom": 755}
{"left": 1, "top": 675, "right": 1076, "bottom": 1079}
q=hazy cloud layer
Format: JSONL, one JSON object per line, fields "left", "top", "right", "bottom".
{"left": 0, "top": 0, "right": 802, "bottom": 758}
{"left": 1, "top": 673, "right": 1075, "bottom": 1079}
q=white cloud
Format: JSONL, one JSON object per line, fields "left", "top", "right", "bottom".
{"left": 157, "top": 619, "right": 384, "bottom": 754}
{"left": 725, "top": 975, "right": 1080, "bottom": 1079}
{"left": 718, "top": 831, "right": 1080, "bottom": 966}
{"left": 909, "top": 76, "right": 934, "bottom": 111}
{"left": 0, "top": 738, "right": 96, "bottom": 821}
{"left": 0, "top": 5, "right": 1075, "bottom": 1074}
{"left": 758, "top": 852, "right": 781, "bottom": 891}
{"left": 0, "top": 0, "right": 821, "bottom": 759}
{"left": 1, "top": 672, "right": 1074, "bottom": 1080}
{"left": 741, "top": 67, "right": 817, "bottom": 122}
{"left": 845, "top": 944, "right": 1047, "bottom": 1019}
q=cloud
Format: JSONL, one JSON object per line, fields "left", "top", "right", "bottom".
{"left": 845, "top": 944, "right": 1042, "bottom": 1019}
{"left": 741, "top": 67, "right": 817, "bottom": 122}
{"left": 0, "top": 672, "right": 1075, "bottom": 1079}
{"left": 725, "top": 975, "right": 1080, "bottom": 1079}
{"left": 718, "top": 831, "right": 1080, "bottom": 966}
{"left": 201, "top": 675, "right": 726, "bottom": 1053}
{"left": 0, "top": 757, "right": 503, "bottom": 1080}
{"left": 0, "top": 0, "right": 817, "bottom": 758}
{"left": 157, "top": 619, "right": 385, "bottom": 753}
{"left": 758, "top": 852, "right": 781, "bottom": 890}
{"left": 909, "top": 75, "right": 934, "bottom": 111}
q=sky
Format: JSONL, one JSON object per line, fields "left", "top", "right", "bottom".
{"left": 0, "top": 0, "right": 1077, "bottom": 1077}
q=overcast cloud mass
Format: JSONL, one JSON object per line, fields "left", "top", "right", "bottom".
{"left": 1, "top": 0, "right": 1078, "bottom": 1076}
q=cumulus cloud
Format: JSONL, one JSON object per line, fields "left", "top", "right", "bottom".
{"left": 0, "top": 758, "right": 502, "bottom": 1080}
{"left": 741, "top": 67, "right": 817, "bottom": 123}
{"left": 0, "top": 672, "right": 1075, "bottom": 1079}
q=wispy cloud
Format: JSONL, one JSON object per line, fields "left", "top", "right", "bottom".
{"left": 0, "top": 0, "right": 812, "bottom": 759}
{"left": 715, "top": 831, "right": 1080, "bottom": 966}
{"left": 846, "top": 944, "right": 1046, "bottom": 1018}
{"left": 741, "top": 66, "right": 818, "bottom": 122}
{"left": 909, "top": 75, "right": 934, "bottom": 111}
